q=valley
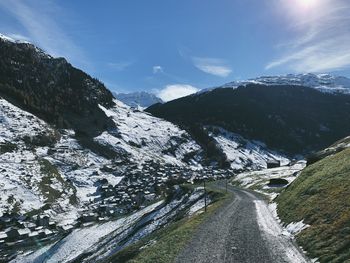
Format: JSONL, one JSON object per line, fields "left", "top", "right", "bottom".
{"left": 1, "top": 32, "right": 350, "bottom": 263}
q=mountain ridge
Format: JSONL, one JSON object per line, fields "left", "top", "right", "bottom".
{"left": 201, "top": 73, "right": 350, "bottom": 95}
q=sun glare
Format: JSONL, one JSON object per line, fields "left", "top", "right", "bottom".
{"left": 297, "top": 0, "right": 317, "bottom": 8}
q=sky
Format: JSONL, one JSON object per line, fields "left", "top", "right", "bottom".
{"left": 1, "top": 0, "right": 350, "bottom": 101}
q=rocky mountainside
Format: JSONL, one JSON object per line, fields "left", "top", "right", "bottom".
{"left": 114, "top": 91, "right": 163, "bottom": 108}
{"left": 147, "top": 85, "right": 350, "bottom": 157}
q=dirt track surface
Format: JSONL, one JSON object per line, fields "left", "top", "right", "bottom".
{"left": 175, "top": 181, "right": 309, "bottom": 263}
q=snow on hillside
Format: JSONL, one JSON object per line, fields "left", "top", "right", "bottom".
{"left": 96, "top": 99, "right": 202, "bottom": 167}
{"left": 0, "top": 98, "right": 123, "bottom": 222}
{"left": 0, "top": 98, "right": 55, "bottom": 214}
{"left": 0, "top": 95, "right": 202, "bottom": 225}
{"left": 205, "top": 126, "right": 289, "bottom": 171}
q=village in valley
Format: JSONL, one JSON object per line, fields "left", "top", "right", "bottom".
{"left": 0, "top": 158, "right": 235, "bottom": 260}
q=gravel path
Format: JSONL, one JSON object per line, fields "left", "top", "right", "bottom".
{"left": 175, "top": 181, "right": 309, "bottom": 263}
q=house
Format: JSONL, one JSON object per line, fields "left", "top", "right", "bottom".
{"left": 0, "top": 231, "right": 7, "bottom": 241}
{"left": 5, "top": 228, "right": 20, "bottom": 241}
{"left": 37, "top": 215, "right": 50, "bottom": 227}
{"left": 61, "top": 225, "right": 74, "bottom": 233}
{"left": 48, "top": 221, "right": 56, "bottom": 229}
{"left": 29, "top": 231, "right": 39, "bottom": 239}
{"left": 18, "top": 228, "right": 31, "bottom": 239}
{"left": 81, "top": 213, "right": 97, "bottom": 223}
{"left": 144, "top": 193, "right": 156, "bottom": 204}
{"left": 267, "top": 160, "right": 281, "bottom": 169}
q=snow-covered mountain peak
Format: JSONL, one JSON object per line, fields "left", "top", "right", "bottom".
{"left": 220, "top": 73, "right": 350, "bottom": 94}
{"left": 0, "top": 33, "right": 30, "bottom": 44}
{"left": 114, "top": 91, "right": 163, "bottom": 108}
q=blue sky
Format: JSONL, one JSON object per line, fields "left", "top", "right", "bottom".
{"left": 1, "top": 0, "right": 350, "bottom": 101}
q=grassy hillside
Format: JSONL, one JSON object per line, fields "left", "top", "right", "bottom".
{"left": 276, "top": 147, "right": 350, "bottom": 263}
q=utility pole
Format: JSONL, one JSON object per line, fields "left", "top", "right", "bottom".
{"left": 226, "top": 178, "right": 228, "bottom": 193}
{"left": 203, "top": 179, "right": 207, "bottom": 212}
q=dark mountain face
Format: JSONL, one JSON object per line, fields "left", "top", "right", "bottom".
{"left": 146, "top": 85, "right": 350, "bottom": 155}
{"left": 0, "top": 38, "right": 115, "bottom": 137}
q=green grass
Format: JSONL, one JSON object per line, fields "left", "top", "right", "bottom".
{"left": 276, "top": 147, "right": 350, "bottom": 263}
{"left": 106, "top": 184, "right": 228, "bottom": 263}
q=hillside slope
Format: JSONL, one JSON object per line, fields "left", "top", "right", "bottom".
{"left": 147, "top": 85, "right": 350, "bottom": 156}
{"left": 276, "top": 147, "right": 350, "bottom": 263}
{"left": 0, "top": 35, "right": 114, "bottom": 137}
{"left": 0, "top": 34, "right": 206, "bottom": 225}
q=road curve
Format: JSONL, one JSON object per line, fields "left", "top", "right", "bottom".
{"left": 175, "top": 181, "right": 309, "bottom": 263}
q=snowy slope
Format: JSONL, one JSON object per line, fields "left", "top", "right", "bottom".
{"left": 206, "top": 126, "right": 290, "bottom": 171}
{"left": 96, "top": 99, "right": 202, "bottom": 167}
{"left": 114, "top": 91, "right": 163, "bottom": 108}
{"left": 0, "top": 98, "right": 123, "bottom": 222}
{"left": 0, "top": 98, "right": 56, "bottom": 214}
{"left": 204, "top": 73, "right": 350, "bottom": 94}
{"left": 0, "top": 96, "right": 203, "bottom": 221}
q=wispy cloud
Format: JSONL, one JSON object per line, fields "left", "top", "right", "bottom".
{"left": 149, "top": 65, "right": 187, "bottom": 83}
{"left": 107, "top": 61, "right": 133, "bottom": 71}
{"left": 157, "top": 84, "right": 199, "bottom": 102}
{"left": 192, "top": 57, "right": 232, "bottom": 77}
{"left": 0, "top": 0, "right": 88, "bottom": 69}
{"left": 266, "top": 0, "right": 350, "bottom": 73}
{"left": 153, "top": 65, "right": 164, "bottom": 74}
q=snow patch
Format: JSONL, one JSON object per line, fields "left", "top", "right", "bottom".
{"left": 254, "top": 200, "right": 309, "bottom": 263}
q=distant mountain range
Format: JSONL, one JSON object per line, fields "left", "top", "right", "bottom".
{"left": 114, "top": 91, "right": 163, "bottom": 108}
{"left": 209, "top": 73, "right": 350, "bottom": 94}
